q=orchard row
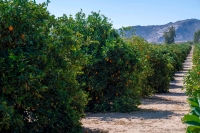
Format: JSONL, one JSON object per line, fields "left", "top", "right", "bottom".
{"left": 81, "top": 37, "right": 191, "bottom": 113}
{"left": 183, "top": 44, "right": 200, "bottom": 133}
{"left": 0, "top": 1, "right": 191, "bottom": 132}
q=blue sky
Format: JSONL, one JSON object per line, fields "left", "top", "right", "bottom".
{"left": 36, "top": 0, "right": 200, "bottom": 29}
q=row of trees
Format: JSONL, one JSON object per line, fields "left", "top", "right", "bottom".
{"left": 182, "top": 44, "right": 200, "bottom": 132}
{"left": 0, "top": 0, "right": 193, "bottom": 132}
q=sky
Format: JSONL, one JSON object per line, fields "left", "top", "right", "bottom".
{"left": 36, "top": 0, "right": 200, "bottom": 29}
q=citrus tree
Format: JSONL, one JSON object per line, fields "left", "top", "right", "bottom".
{"left": 0, "top": 1, "right": 87, "bottom": 132}
{"left": 76, "top": 12, "right": 145, "bottom": 112}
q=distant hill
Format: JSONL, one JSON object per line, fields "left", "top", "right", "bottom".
{"left": 124, "top": 19, "right": 200, "bottom": 43}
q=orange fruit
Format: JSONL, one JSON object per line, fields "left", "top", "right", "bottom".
{"left": 197, "top": 72, "right": 200, "bottom": 75}
{"left": 146, "top": 55, "right": 150, "bottom": 59}
{"left": 9, "top": 26, "right": 13, "bottom": 31}
{"left": 21, "top": 34, "right": 25, "bottom": 39}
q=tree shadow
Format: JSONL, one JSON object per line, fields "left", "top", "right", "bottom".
{"left": 169, "top": 84, "right": 183, "bottom": 89}
{"left": 184, "top": 65, "right": 192, "bottom": 68}
{"left": 183, "top": 68, "right": 192, "bottom": 71}
{"left": 142, "top": 95, "right": 185, "bottom": 105}
{"left": 82, "top": 127, "right": 109, "bottom": 133}
{"left": 84, "top": 109, "right": 180, "bottom": 121}
{"left": 173, "top": 74, "right": 184, "bottom": 77}
{"left": 176, "top": 71, "right": 188, "bottom": 76}
{"left": 154, "top": 92, "right": 185, "bottom": 97}
{"left": 162, "top": 92, "right": 186, "bottom": 97}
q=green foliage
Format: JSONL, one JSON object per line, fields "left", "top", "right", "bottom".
{"left": 0, "top": 1, "right": 87, "bottom": 132}
{"left": 147, "top": 46, "right": 171, "bottom": 92}
{"left": 192, "top": 44, "right": 200, "bottom": 65}
{"left": 182, "top": 89, "right": 200, "bottom": 133}
{"left": 79, "top": 23, "right": 191, "bottom": 112}
{"left": 126, "top": 37, "right": 154, "bottom": 97}
{"left": 118, "top": 26, "right": 135, "bottom": 38}
{"left": 163, "top": 26, "right": 176, "bottom": 44}
{"left": 77, "top": 13, "right": 143, "bottom": 112}
{"left": 184, "top": 44, "right": 200, "bottom": 96}
{"left": 146, "top": 44, "right": 191, "bottom": 93}
{"left": 0, "top": 1, "right": 193, "bottom": 132}
{"left": 194, "top": 30, "right": 200, "bottom": 43}
{"left": 183, "top": 43, "right": 200, "bottom": 132}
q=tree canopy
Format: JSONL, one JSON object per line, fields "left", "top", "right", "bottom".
{"left": 194, "top": 29, "right": 200, "bottom": 43}
{"left": 163, "top": 26, "right": 176, "bottom": 44}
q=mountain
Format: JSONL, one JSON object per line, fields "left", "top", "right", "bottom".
{"left": 124, "top": 19, "right": 200, "bottom": 43}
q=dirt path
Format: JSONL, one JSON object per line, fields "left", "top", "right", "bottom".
{"left": 82, "top": 47, "right": 193, "bottom": 133}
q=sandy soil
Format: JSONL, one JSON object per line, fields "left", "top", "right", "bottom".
{"left": 82, "top": 47, "right": 193, "bottom": 133}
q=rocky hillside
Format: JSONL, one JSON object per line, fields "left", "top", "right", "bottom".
{"left": 124, "top": 19, "right": 200, "bottom": 43}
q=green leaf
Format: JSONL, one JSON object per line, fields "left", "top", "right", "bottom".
{"left": 192, "top": 89, "right": 200, "bottom": 97}
{"left": 197, "top": 94, "right": 200, "bottom": 107}
{"left": 188, "top": 98, "right": 199, "bottom": 107}
{"left": 186, "top": 126, "right": 200, "bottom": 133}
{"left": 183, "top": 114, "right": 200, "bottom": 126}
{"left": 194, "top": 107, "right": 200, "bottom": 117}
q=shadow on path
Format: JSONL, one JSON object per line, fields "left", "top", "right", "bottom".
{"left": 85, "top": 109, "right": 179, "bottom": 120}
{"left": 169, "top": 84, "right": 183, "bottom": 89}
{"left": 142, "top": 96, "right": 185, "bottom": 105}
